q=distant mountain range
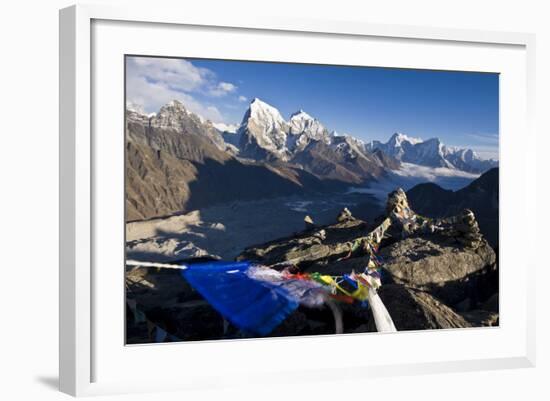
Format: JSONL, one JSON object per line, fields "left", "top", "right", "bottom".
{"left": 126, "top": 98, "right": 498, "bottom": 220}
{"left": 216, "top": 98, "right": 496, "bottom": 173}
{"left": 367, "top": 133, "right": 498, "bottom": 173}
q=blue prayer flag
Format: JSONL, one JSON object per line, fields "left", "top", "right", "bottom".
{"left": 181, "top": 261, "right": 299, "bottom": 336}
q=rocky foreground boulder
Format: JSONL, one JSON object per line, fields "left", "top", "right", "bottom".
{"left": 380, "top": 236, "right": 497, "bottom": 306}
{"left": 126, "top": 189, "right": 498, "bottom": 343}
{"left": 365, "top": 285, "right": 472, "bottom": 331}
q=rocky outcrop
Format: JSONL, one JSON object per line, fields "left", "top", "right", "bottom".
{"left": 365, "top": 285, "right": 472, "bottom": 331}
{"left": 236, "top": 191, "right": 499, "bottom": 332}
{"left": 126, "top": 189, "right": 499, "bottom": 343}
{"left": 237, "top": 218, "right": 372, "bottom": 268}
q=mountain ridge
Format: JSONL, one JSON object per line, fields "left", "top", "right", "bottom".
{"left": 130, "top": 98, "right": 496, "bottom": 175}
{"left": 125, "top": 105, "right": 350, "bottom": 221}
{"left": 367, "top": 132, "right": 497, "bottom": 173}
{"left": 126, "top": 98, "right": 498, "bottom": 221}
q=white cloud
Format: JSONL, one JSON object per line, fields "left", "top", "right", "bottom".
{"left": 461, "top": 132, "right": 499, "bottom": 160}
{"left": 126, "top": 69, "right": 223, "bottom": 122}
{"left": 466, "top": 133, "right": 499, "bottom": 144}
{"left": 129, "top": 57, "right": 213, "bottom": 92}
{"left": 219, "top": 82, "right": 237, "bottom": 92}
{"left": 208, "top": 82, "right": 237, "bottom": 97}
{"left": 126, "top": 56, "right": 238, "bottom": 123}
{"left": 470, "top": 146, "right": 499, "bottom": 161}
{"left": 238, "top": 95, "right": 247, "bottom": 102}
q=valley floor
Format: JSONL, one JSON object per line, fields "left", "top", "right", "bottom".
{"left": 126, "top": 192, "right": 382, "bottom": 261}
{"left": 126, "top": 164, "right": 483, "bottom": 262}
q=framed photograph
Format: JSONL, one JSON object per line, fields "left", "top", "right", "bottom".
{"left": 59, "top": 4, "right": 536, "bottom": 396}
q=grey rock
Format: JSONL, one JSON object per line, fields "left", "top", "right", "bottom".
{"left": 461, "top": 310, "right": 499, "bottom": 327}
{"left": 454, "top": 297, "right": 472, "bottom": 313}
{"left": 482, "top": 293, "right": 499, "bottom": 313}
{"left": 237, "top": 219, "right": 370, "bottom": 267}
{"left": 337, "top": 207, "right": 354, "bottom": 222}
{"left": 366, "top": 285, "right": 472, "bottom": 331}
{"left": 380, "top": 236, "right": 496, "bottom": 305}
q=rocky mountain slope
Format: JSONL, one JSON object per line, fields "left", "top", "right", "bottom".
{"left": 126, "top": 103, "right": 350, "bottom": 221}
{"left": 126, "top": 99, "right": 399, "bottom": 220}
{"left": 291, "top": 136, "right": 390, "bottom": 184}
{"left": 406, "top": 167, "right": 499, "bottom": 247}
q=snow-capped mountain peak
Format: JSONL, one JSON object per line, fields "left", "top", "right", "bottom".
{"left": 290, "top": 109, "right": 313, "bottom": 121}
{"left": 125, "top": 101, "right": 156, "bottom": 124}
{"left": 389, "top": 132, "right": 423, "bottom": 146}
{"left": 126, "top": 101, "right": 146, "bottom": 115}
{"left": 452, "top": 148, "right": 476, "bottom": 162}
{"left": 245, "top": 98, "right": 286, "bottom": 126}
{"left": 238, "top": 98, "right": 290, "bottom": 160}
{"left": 289, "top": 110, "right": 325, "bottom": 134}
{"left": 163, "top": 99, "right": 192, "bottom": 116}
{"left": 150, "top": 99, "right": 205, "bottom": 130}
{"left": 289, "top": 110, "right": 316, "bottom": 130}
{"left": 135, "top": 98, "right": 496, "bottom": 175}
{"left": 287, "top": 109, "right": 331, "bottom": 151}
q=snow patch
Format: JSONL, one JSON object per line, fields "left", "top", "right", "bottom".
{"left": 213, "top": 122, "right": 239, "bottom": 133}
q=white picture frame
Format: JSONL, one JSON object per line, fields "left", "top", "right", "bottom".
{"left": 59, "top": 4, "right": 536, "bottom": 397}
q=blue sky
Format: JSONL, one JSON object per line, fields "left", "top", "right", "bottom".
{"left": 126, "top": 56, "right": 499, "bottom": 159}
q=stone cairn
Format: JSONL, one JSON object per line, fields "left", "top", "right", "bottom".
{"left": 337, "top": 207, "right": 354, "bottom": 223}
{"left": 437, "top": 209, "right": 484, "bottom": 249}
{"left": 386, "top": 188, "right": 484, "bottom": 249}
{"left": 304, "top": 215, "right": 316, "bottom": 231}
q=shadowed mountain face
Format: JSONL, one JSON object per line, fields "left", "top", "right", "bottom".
{"left": 406, "top": 168, "right": 499, "bottom": 247}
{"left": 125, "top": 98, "right": 404, "bottom": 221}
{"left": 125, "top": 111, "right": 348, "bottom": 221}
{"left": 126, "top": 138, "right": 197, "bottom": 221}
{"left": 291, "top": 139, "right": 389, "bottom": 184}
